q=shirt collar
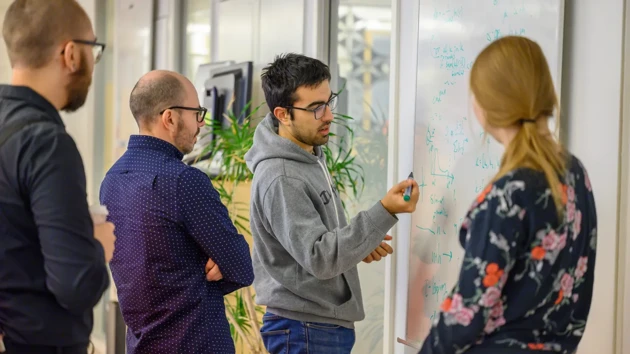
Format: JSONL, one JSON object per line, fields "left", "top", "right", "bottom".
{"left": 127, "top": 135, "right": 184, "bottom": 160}
{"left": 0, "top": 85, "right": 64, "bottom": 126}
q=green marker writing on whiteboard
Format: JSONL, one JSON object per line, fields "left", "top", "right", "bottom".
{"left": 403, "top": 172, "right": 414, "bottom": 201}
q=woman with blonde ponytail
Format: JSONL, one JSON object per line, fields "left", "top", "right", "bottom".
{"left": 419, "top": 36, "right": 597, "bottom": 354}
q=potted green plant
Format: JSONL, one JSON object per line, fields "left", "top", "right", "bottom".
{"left": 195, "top": 99, "right": 265, "bottom": 354}
{"left": 196, "top": 97, "right": 366, "bottom": 353}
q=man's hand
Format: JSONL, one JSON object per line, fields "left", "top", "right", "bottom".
{"left": 205, "top": 258, "right": 223, "bottom": 281}
{"left": 94, "top": 222, "right": 116, "bottom": 262}
{"left": 363, "top": 235, "right": 394, "bottom": 263}
{"left": 381, "top": 178, "right": 420, "bottom": 215}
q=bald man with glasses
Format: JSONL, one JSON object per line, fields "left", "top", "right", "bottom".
{"left": 99, "top": 70, "right": 253, "bottom": 354}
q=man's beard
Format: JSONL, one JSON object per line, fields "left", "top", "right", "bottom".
{"left": 61, "top": 61, "right": 92, "bottom": 113}
{"left": 175, "top": 120, "right": 200, "bottom": 155}
{"left": 293, "top": 123, "right": 331, "bottom": 148}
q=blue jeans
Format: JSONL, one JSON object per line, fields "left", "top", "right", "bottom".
{"left": 260, "top": 312, "right": 355, "bottom": 354}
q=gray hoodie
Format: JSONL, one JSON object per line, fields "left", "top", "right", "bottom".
{"left": 244, "top": 113, "right": 398, "bottom": 328}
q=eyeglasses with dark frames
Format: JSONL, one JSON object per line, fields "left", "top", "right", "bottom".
{"left": 159, "top": 106, "right": 208, "bottom": 123}
{"left": 71, "top": 39, "right": 106, "bottom": 64}
{"left": 285, "top": 93, "right": 338, "bottom": 120}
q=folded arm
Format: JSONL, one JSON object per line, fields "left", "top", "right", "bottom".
{"left": 178, "top": 167, "right": 254, "bottom": 294}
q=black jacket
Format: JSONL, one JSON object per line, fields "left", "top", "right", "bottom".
{"left": 0, "top": 85, "right": 109, "bottom": 346}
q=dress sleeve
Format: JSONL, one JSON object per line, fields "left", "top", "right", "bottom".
{"left": 419, "top": 179, "right": 526, "bottom": 353}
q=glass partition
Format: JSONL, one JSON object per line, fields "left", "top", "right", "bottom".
{"left": 334, "top": 1, "right": 393, "bottom": 352}
{"left": 182, "top": 0, "right": 212, "bottom": 80}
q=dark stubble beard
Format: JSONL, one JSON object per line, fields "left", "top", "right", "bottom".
{"left": 292, "top": 123, "right": 331, "bottom": 148}
{"left": 61, "top": 60, "right": 92, "bottom": 113}
{"left": 175, "top": 120, "right": 200, "bottom": 155}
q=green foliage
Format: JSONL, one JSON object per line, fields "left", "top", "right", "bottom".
{"left": 199, "top": 101, "right": 264, "bottom": 236}
{"left": 325, "top": 113, "right": 366, "bottom": 213}
{"left": 199, "top": 100, "right": 266, "bottom": 352}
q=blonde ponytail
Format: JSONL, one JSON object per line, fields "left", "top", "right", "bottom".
{"left": 471, "top": 36, "right": 567, "bottom": 219}
{"left": 497, "top": 120, "right": 566, "bottom": 217}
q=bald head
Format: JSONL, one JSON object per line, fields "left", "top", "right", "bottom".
{"left": 129, "top": 70, "right": 190, "bottom": 127}
{"left": 3, "top": 0, "right": 93, "bottom": 69}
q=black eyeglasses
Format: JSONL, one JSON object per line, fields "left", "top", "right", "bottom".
{"left": 160, "top": 106, "right": 208, "bottom": 123}
{"left": 72, "top": 39, "right": 106, "bottom": 64}
{"left": 286, "top": 94, "right": 338, "bottom": 120}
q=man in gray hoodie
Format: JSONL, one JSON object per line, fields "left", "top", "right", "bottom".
{"left": 245, "top": 53, "right": 420, "bottom": 354}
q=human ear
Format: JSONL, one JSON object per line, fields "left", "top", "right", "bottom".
{"left": 61, "top": 41, "right": 79, "bottom": 73}
{"left": 273, "top": 107, "right": 291, "bottom": 126}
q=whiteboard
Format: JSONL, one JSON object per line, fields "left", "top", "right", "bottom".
{"left": 401, "top": 0, "right": 564, "bottom": 347}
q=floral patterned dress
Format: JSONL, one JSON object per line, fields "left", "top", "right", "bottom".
{"left": 418, "top": 155, "right": 597, "bottom": 354}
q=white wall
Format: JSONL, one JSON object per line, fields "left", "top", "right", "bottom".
{"left": 561, "top": 1, "right": 625, "bottom": 353}
{"left": 112, "top": 0, "right": 153, "bottom": 158}
{"left": 617, "top": 3, "right": 630, "bottom": 352}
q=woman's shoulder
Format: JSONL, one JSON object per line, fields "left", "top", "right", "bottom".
{"left": 491, "top": 153, "right": 590, "bottom": 195}
{"left": 565, "top": 154, "right": 593, "bottom": 194}
{"left": 487, "top": 167, "right": 547, "bottom": 205}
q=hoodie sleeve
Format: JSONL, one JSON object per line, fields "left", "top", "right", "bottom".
{"left": 263, "top": 176, "right": 398, "bottom": 280}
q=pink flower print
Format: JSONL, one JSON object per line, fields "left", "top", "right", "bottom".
{"left": 573, "top": 294, "right": 579, "bottom": 303}
{"left": 455, "top": 307, "right": 475, "bottom": 326}
{"left": 575, "top": 256, "right": 588, "bottom": 279}
{"left": 450, "top": 293, "right": 464, "bottom": 313}
{"left": 519, "top": 209, "right": 526, "bottom": 220}
{"left": 484, "top": 318, "right": 498, "bottom": 334}
{"left": 567, "top": 185, "right": 576, "bottom": 202}
{"left": 573, "top": 210, "right": 582, "bottom": 238}
{"left": 484, "top": 316, "right": 506, "bottom": 334}
{"left": 490, "top": 300, "right": 504, "bottom": 318}
{"left": 484, "top": 319, "right": 497, "bottom": 334}
{"left": 462, "top": 217, "right": 471, "bottom": 230}
{"left": 567, "top": 202, "right": 576, "bottom": 222}
{"left": 561, "top": 273, "right": 575, "bottom": 297}
{"left": 480, "top": 287, "right": 501, "bottom": 307}
{"left": 542, "top": 230, "right": 559, "bottom": 250}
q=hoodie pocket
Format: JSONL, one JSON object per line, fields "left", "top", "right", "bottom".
{"left": 301, "top": 273, "right": 362, "bottom": 321}
{"left": 333, "top": 274, "right": 362, "bottom": 319}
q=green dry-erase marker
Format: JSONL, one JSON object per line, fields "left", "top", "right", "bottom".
{"left": 403, "top": 172, "right": 414, "bottom": 201}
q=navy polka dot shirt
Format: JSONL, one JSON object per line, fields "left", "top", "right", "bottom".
{"left": 100, "top": 135, "right": 254, "bottom": 354}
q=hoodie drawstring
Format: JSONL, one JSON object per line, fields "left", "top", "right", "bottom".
{"left": 317, "top": 159, "right": 341, "bottom": 226}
